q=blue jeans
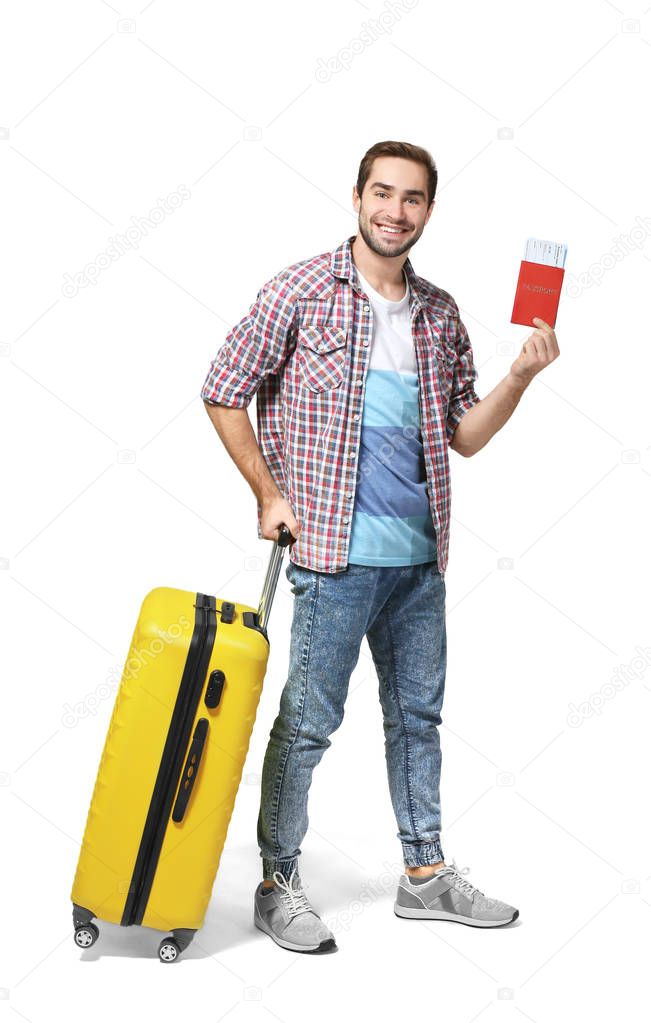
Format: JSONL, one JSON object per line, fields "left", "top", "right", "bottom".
{"left": 257, "top": 558, "right": 447, "bottom": 881}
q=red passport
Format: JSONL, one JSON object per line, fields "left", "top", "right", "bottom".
{"left": 510, "top": 260, "right": 565, "bottom": 328}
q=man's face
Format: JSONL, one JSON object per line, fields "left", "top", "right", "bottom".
{"left": 353, "top": 156, "right": 435, "bottom": 259}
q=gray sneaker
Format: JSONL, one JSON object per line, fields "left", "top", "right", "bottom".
{"left": 254, "top": 869, "right": 337, "bottom": 953}
{"left": 394, "top": 860, "right": 519, "bottom": 927}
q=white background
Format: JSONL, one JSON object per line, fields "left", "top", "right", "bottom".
{"left": 2, "top": 0, "right": 650, "bottom": 1018}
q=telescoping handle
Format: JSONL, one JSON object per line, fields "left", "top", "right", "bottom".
{"left": 257, "top": 524, "right": 296, "bottom": 634}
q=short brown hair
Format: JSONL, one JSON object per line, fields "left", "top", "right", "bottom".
{"left": 356, "top": 141, "right": 437, "bottom": 206}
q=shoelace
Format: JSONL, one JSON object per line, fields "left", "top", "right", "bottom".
{"left": 435, "top": 860, "right": 486, "bottom": 900}
{"left": 272, "top": 868, "right": 312, "bottom": 918}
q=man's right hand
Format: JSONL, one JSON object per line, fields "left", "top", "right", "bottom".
{"left": 260, "top": 495, "right": 301, "bottom": 543}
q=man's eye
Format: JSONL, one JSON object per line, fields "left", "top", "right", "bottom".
{"left": 374, "top": 191, "right": 419, "bottom": 204}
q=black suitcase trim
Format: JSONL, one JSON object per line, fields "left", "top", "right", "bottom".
{"left": 121, "top": 592, "right": 217, "bottom": 927}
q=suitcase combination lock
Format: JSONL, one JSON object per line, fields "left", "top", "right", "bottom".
{"left": 205, "top": 669, "right": 225, "bottom": 709}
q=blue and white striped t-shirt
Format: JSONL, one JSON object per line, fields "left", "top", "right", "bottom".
{"left": 347, "top": 265, "right": 437, "bottom": 567}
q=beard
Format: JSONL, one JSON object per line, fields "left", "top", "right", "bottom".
{"left": 357, "top": 207, "right": 424, "bottom": 259}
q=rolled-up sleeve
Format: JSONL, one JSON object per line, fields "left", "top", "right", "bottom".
{"left": 201, "top": 270, "right": 297, "bottom": 408}
{"left": 445, "top": 303, "right": 481, "bottom": 443}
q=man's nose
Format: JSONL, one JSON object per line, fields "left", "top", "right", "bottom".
{"left": 388, "top": 201, "right": 406, "bottom": 222}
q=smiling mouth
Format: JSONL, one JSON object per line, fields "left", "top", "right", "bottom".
{"left": 375, "top": 223, "right": 410, "bottom": 237}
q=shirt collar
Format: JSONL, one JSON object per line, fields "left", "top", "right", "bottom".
{"left": 330, "top": 234, "right": 424, "bottom": 317}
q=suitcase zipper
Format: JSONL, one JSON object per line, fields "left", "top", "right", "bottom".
{"left": 121, "top": 592, "right": 217, "bottom": 927}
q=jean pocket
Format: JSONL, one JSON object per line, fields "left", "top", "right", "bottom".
{"left": 297, "top": 326, "right": 347, "bottom": 392}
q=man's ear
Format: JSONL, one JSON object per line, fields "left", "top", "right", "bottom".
{"left": 425, "top": 200, "right": 436, "bottom": 224}
{"left": 352, "top": 185, "right": 361, "bottom": 211}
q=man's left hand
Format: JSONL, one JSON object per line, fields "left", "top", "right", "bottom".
{"left": 509, "top": 317, "right": 560, "bottom": 387}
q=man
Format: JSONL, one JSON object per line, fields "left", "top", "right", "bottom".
{"left": 201, "top": 140, "right": 560, "bottom": 954}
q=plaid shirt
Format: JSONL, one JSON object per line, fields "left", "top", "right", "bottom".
{"left": 201, "top": 235, "right": 481, "bottom": 576}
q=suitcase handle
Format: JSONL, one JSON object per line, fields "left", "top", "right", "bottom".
{"left": 172, "top": 717, "right": 209, "bottom": 823}
{"left": 257, "top": 523, "right": 295, "bottom": 633}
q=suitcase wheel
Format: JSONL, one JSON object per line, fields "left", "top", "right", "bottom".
{"left": 158, "top": 938, "right": 181, "bottom": 963}
{"left": 74, "top": 923, "right": 99, "bottom": 949}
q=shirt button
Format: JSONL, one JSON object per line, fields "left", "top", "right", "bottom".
{"left": 349, "top": 452, "right": 355, "bottom": 459}
{"left": 343, "top": 517, "right": 349, "bottom": 524}
{"left": 362, "top": 340, "right": 369, "bottom": 347}
{"left": 356, "top": 378, "right": 363, "bottom": 386}
{"left": 346, "top": 492, "right": 353, "bottom": 499}
{"left": 363, "top": 304, "right": 370, "bottom": 312}
{"left": 353, "top": 414, "right": 360, "bottom": 421}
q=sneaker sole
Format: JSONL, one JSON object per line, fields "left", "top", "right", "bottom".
{"left": 394, "top": 904, "right": 519, "bottom": 927}
{"left": 254, "top": 906, "right": 338, "bottom": 953}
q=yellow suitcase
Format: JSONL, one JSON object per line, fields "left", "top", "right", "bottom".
{"left": 70, "top": 526, "right": 294, "bottom": 962}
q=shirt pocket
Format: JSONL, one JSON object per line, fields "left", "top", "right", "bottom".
{"left": 296, "top": 326, "right": 347, "bottom": 392}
